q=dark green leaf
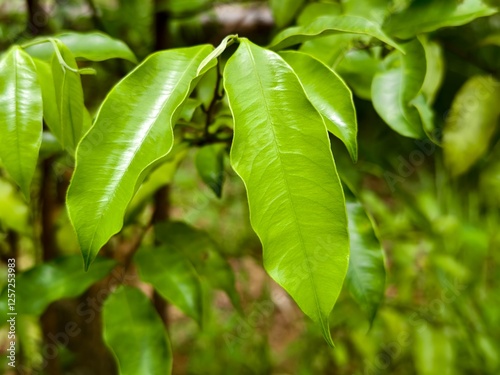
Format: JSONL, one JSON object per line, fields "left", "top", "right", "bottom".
{"left": 195, "top": 144, "right": 226, "bottom": 197}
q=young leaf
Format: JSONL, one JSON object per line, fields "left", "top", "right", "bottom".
{"left": 51, "top": 40, "right": 86, "bottom": 154}
{"left": 155, "top": 221, "right": 240, "bottom": 310}
{"left": 371, "top": 39, "right": 426, "bottom": 138}
{"left": 0, "top": 256, "right": 115, "bottom": 318}
{"left": 420, "top": 36, "right": 445, "bottom": 105}
{"left": 269, "top": 15, "right": 402, "bottom": 52}
{"left": 134, "top": 244, "right": 204, "bottom": 325}
{"left": 384, "top": 0, "right": 497, "bottom": 39}
{"left": 443, "top": 75, "right": 500, "bottom": 176}
{"left": 25, "top": 32, "right": 137, "bottom": 63}
{"left": 345, "top": 193, "right": 385, "bottom": 323}
{"left": 280, "top": 51, "right": 358, "bottom": 161}
{"left": 270, "top": 0, "right": 306, "bottom": 28}
{"left": 103, "top": 286, "right": 172, "bottom": 375}
{"left": 0, "top": 46, "right": 43, "bottom": 199}
{"left": 195, "top": 143, "right": 226, "bottom": 198}
{"left": 67, "top": 45, "right": 214, "bottom": 270}
{"left": 224, "top": 39, "right": 349, "bottom": 346}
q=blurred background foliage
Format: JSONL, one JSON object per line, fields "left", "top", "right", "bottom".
{"left": 0, "top": 0, "right": 500, "bottom": 374}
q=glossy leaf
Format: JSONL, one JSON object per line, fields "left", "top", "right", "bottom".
{"left": 155, "top": 221, "right": 240, "bottom": 309}
{"left": 103, "top": 286, "right": 172, "bottom": 375}
{"left": 0, "top": 46, "right": 43, "bottom": 199}
{"left": 280, "top": 51, "right": 358, "bottom": 161}
{"left": 384, "top": 0, "right": 497, "bottom": 39}
{"left": 51, "top": 41, "right": 86, "bottom": 153}
{"left": 270, "top": 0, "right": 306, "bottom": 28}
{"left": 195, "top": 144, "right": 226, "bottom": 197}
{"left": 269, "top": 15, "right": 402, "bottom": 52}
{"left": 345, "top": 193, "right": 385, "bottom": 323}
{"left": 197, "top": 34, "right": 235, "bottom": 75}
{"left": 371, "top": 39, "right": 426, "bottom": 138}
{"left": 443, "top": 75, "right": 500, "bottom": 176}
{"left": 25, "top": 32, "right": 137, "bottom": 63}
{"left": 0, "top": 256, "right": 115, "bottom": 318}
{"left": 134, "top": 245, "right": 204, "bottom": 324}
{"left": 67, "top": 45, "right": 214, "bottom": 269}
{"left": 224, "top": 39, "right": 349, "bottom": 345}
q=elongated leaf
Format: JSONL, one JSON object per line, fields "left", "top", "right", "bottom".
{"left": 155, "top": 221, "right": 240, "bottom": 310}
{"left": 67, "top": 45, "right": 214, "bottom": 270}
{"left": 384, "top": 0, "right": 497, "bottom": 39}
{"left": 134, "top": 244, "right": 204, "bottom": 324}
{"left": 371, "top": 39, "right": 426, "bottom": 138}
{"left": 420, "top": 36, "right": 444, "bottom": 105}
{"left": 270, "top": 0, "right": 306, "bottom": 28}
{"left": 345, "top": 194, "right": 385, "bottom": 323}
{"left": 195, "top": 143, "right": 226, "bottom": 197}
{"left": 197, "top": 34, "right": 235, "bottom": 75}
{"left": 443, "top": 75, "right": 500, "bottom": 176}
{"left": 103, "top": 286, "right": 172, "bottom": 375}
{"left": 224, "top": 39, "right": 349, "bottom": 346}
{"left": 0, "top": 256, "right": 115, "bottom": 318}
{"left": 51, "top": 41, "right": 86, "bottom": 153}
{"left": 25, "top": 32, "right": 137, "bottom": 63}
{"left": 33, "top": 58, "right": 59, "bottom": 137}
{"left": 269, "top": 15, "right": 402, "bottom": 52}
{"left": 280, "top": 51, "right": 358, "bottom": 161}
{"left": 0, "top": 46, "right": 43, "bottom": 199}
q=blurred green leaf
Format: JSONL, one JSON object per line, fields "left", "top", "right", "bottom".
{"left": 443, "top": 75, "right": 500, "bottom": 176}
{"left": 270, "top": 0, "right": 306, "bottom": 28}
{"left": 413, "top": 325, "right": 455, "bottom": 375}
{"left": 0, "top": 178, "right": 29, "bottom": 234}
{"left": 297, "top": 2, "right": 341, "bottom": 26}
{"left": 103, "top": 286, "right": 172, "bottom": 375}
{"left": 384, "top": 0, "right": 497, "bottom": 39}
{"left": 134, "top": 244, "right": 204, "bottom": 325}
{"left": 372, "top": 38, "right": 426, "bottom": 138}
{"left": 420, "top": 36, "right": 444, "bottom": 105}
{"left": 195, "top": 143, "right": 226, "bottom": 198}
{"left": 281, "top": 51, "right": 358, "bottom": 161}
{"left": 155, "top": 221, "right": 240, "bottom": 310}
{"left": 224, "top": 39, "right": 349, "bottom": 346}
{"left": 0, "top": 256, "right": 116, "bottom": 318}
{"left": 67, "top": 45, "right": 214, "bottom": 270}
{"left": 345, "top": 194, "right": 386, "bottom": 323}
{"left": 25, "top": 32, "right": 137, "bottom": 63}
{"left": 269, "top": 15, "right": 402, "bottom": 52}
{"left": 0, "top": 46, "right": 42, "bottom": 199}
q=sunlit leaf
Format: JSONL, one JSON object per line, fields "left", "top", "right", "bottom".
{"left": 0, "top": 46, "right": 43, "bottom": 199}
{"left": 224, "top": 39, "right": 349, "bottom": 345}
{"left": 443, "top": 75, "right": 500, "bottom": 176}
{"left": 281, "top": 51, "right": 358, "bottom": 161}
{"left": 67, "top": 45, "right": 214, "bottom": 269}
{"left": 103, "top": 286, "right": 172, "bottom": 375}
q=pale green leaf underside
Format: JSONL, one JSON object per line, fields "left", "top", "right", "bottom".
{"left": 0, "top": 256, "right": 115, "bottom": 318}
{"left": 280, "top": 51, "right": 358, "bottom": 161}
{"left": 269, "top": 15, "right": 402, "bottom": 52}
{"left": 345, "top": 194, "right": 385, "bottom": 323}
{"left": 134, "top": 245, "right": 204, "bottom": 325}
{"left": 67, "top": 45, "right": 214, "bottom": 270}
{"left": 103, "top": 286, "right": 172, "bottom": 375}
{"left": 224, "top": 39, "right": 349, "bottom": 346}
{"left": 0, "top": 46, "right": 43, "bottom": 199}
{"left": 25, "top": 32, "right": 137, "bottom": 63}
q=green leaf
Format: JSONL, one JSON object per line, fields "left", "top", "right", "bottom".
{"left": 297, "top": 2, "right": 341, "bottom": 26}
{"left": 345, "top": 193, "right": 385, "bottom": 323}
{"left": 224, "top": 39, "right": 349, "bottom": 346}
{"left": 270, "top": 0, "right": 306, "bottom": 28}
{"left": 32, "top": 58, "right": 60, "bottom": 139}
{"left": 384, "top": 0, "right": 497, "bottom": 39}
{"left": 443, "top": 75, "right": 500, "bottom": 176}
{"left": 51, "top": 41, "right": 86, "bottom": 153}
{"left": 197, "top": 34, "right": 235, "bottom": 76}
{"left": 371, "top": 39, "right": 426, "bottom": 138}
{"left": 103, "top": 286, "right": 172, "bottom": 375}
{"left": 482, "top": 33, "right": 500, "bottom": 46}
{"left": 0, "top": 46, "right": 43, "bottom": 199}
{"left": 280, "top": 51, "right": 358, "bottom": 161}
{"left": 0, "top": 177, "right": 29, "bottom": 234}
{"left": 67, "top": 45, "right": 214, "bottom": 270}
{"left": 195, "top": 143, "right": 226, "bottom": 198}
{"left": 134, "top": 244, "right": 204, "bottom": 325}
{"left": 0, "top": 256, "right": 115, "bottom": 318}
{"left": 25, "top": 32, "right": 137, "bottom": 63}
{"left": 269, "top": 15, "right": 402, "bottom": 52}
{"left": 155, "top": 221, "right": 240, "bottom": 310}
{"left": 420, "top": 36, "right": 445, "bottom": 105}
{"left": 413, "top": 325, "right": 455, "bottom": 375}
